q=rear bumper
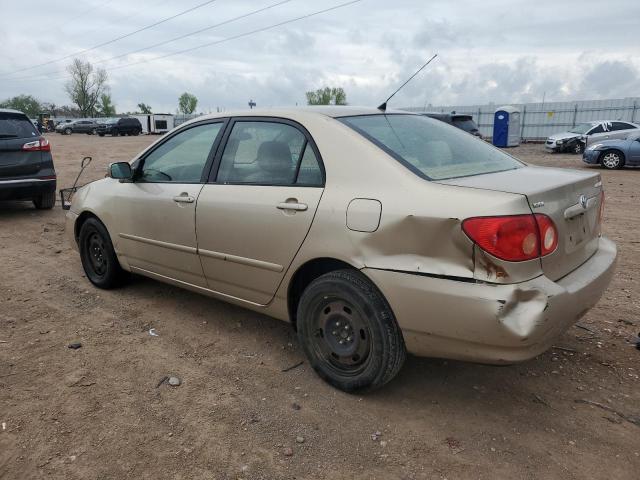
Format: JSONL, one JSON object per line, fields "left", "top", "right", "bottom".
{"left": 364, "top": 236, "right": 617, "bottom": 363}
{"left": 0, "top": 178, "right": 56, "bottom": 201}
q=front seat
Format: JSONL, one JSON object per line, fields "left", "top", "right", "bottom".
{"left": 246, "top": 141, "right": 294, "bottom": 184}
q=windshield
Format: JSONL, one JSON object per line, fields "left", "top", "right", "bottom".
{"left": 339, "top": 114, "right": 522, "bottom": 180}
{"left": 569, "top": 123, "right": 593, "bottom": 134}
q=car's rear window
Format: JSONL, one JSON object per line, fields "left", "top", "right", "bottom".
{"left": 452, "top": 116, "right": 478, "bottom": 131}
{"left": 0, "top": 112, "right": 39, "bottom": 139}
{"left": 339, "top": 114, "right": 521, "bottom": 180}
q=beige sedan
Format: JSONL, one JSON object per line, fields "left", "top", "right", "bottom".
{"left": 66, "top": 107, "right": 616, "bottom": 391}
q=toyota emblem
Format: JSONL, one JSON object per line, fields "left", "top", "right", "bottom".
{"left": 579, "top": 194, "right": 588, "bottom": 209}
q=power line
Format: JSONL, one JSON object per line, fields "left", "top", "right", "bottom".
{"left": 4, "top": 0, "right": 295, "bottom": 82}
{"left": 0, "top": 0, "right": 221, "bottom": 78}
{"left": 2, "top": 0, "right": 362, "bottom": 84}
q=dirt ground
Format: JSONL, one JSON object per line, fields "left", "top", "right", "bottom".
{"left": 1, "top": 133, "right": 638, "bottom": 480}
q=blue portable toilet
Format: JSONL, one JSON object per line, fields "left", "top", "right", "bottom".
{"left": 492, "top": 106, "right": 520, "bottom": 147}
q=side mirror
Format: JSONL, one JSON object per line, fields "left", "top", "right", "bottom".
{"left": 109, "top": 162, "right": 133, "bottom": 181}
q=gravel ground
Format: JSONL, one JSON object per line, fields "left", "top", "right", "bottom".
{"left": 1, "top": 133, "right": 638, "bottom": 480}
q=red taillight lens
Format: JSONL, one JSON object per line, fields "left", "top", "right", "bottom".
{"left": 462, "top": 214, "right": 558, "bottom": 262}
{"left": 22, "top": 136, "right": 50, "bottom": 152}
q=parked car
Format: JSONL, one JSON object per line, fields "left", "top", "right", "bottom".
{"left": 0, "top": 108, "right": 57, "bottom": 209}
{"left": 97, "top": 117, "right": 142, "bottom": 137}
{"left": 55, "top": 119, "right": 99, "bottom": 135}
{"left": 421, "top": 112, "right": 482, "bottom": 137}
{"left": 545, "top": 121, "right": 639, "bottom": 154}
{"left": 65, "top": 107, "right": 616, "bottom": 392}
{"left": 582, "top": 131, "right": 640, "bottom": 169}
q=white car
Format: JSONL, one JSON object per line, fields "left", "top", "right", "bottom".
{"left": 545, "top": 121, "right": 639, "bottom": 154}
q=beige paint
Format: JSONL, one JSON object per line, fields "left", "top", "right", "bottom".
{"left": 66, "top": 107, "right": 617, "bottom": 363}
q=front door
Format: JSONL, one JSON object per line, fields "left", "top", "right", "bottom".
{"left": 112, "top": 121, "right": 225, "bottom": 286}
{"left": 196, "top": 119, "right": 325, "bottom": 305}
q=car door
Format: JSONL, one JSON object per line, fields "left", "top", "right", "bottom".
{"left": 611, "top": 121, "right": 638, "bottom": 140}
{"left": 111, "top": 120, "right": 226, "bottom": 286}
{"left": 585, "top": 123, "right": 608, "bottom": 147}
{"left": 628, "top": 135, "right": 640, "bottom": 164}
{"left": 196, "top": 118, "right": 325, "bottom": 305}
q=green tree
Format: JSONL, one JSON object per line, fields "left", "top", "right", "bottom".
{"left": 137, "top": 103, "right": 152, "bottom": 114}
{"left": 178, "top": 92, "right": 198, "bottom": 114}
{"left": 65, "top": 58, "right": 108, "bottom": 117}
{"left": 0, "top": 94, "right": 43, "bottom": 117}
{"left": 305, "top": 87, "right": 347, "bottom": 106}
{"left": 96, "top": 94, "right": 116, "bottom": 116}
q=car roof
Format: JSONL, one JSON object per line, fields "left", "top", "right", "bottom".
{"left": 0, "top": 108, "right": 28, "bottom": 115}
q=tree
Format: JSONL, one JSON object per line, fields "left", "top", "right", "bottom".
{"left": 305, "top": 87, "right": 347, "bottom": 106}
{"left": 65, "top": 58, "right": 108, "bottom": 117}
{"left": 178, "top": 92, "right": 198, "bottom": 114}
{"left": 0, "top": 94, "right": 43, "bottom": 117}
{"left": 137, "top": 103, "right": 152, "bottom": 114}
{"left": 97, "top": 94, "right": 116, "bottom": 116}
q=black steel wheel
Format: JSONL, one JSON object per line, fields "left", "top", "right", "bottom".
{"left": 79, "top": 217, "right": 129, "bottom": 289}
{"left": 297, "top": 269, "right": 406, "bottom": 392}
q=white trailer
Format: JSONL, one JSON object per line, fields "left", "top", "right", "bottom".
{"left": 132, "top": 114, "right": 174, "bottom": 134}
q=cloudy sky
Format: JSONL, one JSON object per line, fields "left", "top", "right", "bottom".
{"left": 1, "top": 0, "right": 639, "bottom": 113}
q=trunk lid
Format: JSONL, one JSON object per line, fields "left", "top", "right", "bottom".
{"left": 438, "top": 166, "right": 602, "bottom": 281}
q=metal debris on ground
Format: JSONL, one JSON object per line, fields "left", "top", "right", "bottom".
{"left": 281, "top": 361, "right": 304, "bottom": 372}
{"left": 148, "top": 328, "right": 159, "bottom": 337}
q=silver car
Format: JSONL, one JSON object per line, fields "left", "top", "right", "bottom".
{"left": 545, "top": 121, "right": 639, "bottom": 153}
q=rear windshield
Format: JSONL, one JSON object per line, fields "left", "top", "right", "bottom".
{"left": 0, "top": 112, "right": 39, "bottom": 139}
{"left": 340, "top": 114, "right": 521, "bottom": 180}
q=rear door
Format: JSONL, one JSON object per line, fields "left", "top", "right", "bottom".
{"left": 0, "top": 112, "right": 42, "bottom": 180}
{"left": 111, "top": 120, "right": 226, "bottom": 286}
{"left": 196, "top": 118, "right": 325, "bottom": 305}
{"left": 611, "top": 121, "right": 638, "bottom": 140}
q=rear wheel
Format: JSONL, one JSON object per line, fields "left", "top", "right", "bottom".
{"left": 133, "top": 128, "right": 140, "bottom": 136}
{"left": 79, "top": 218, "right": 129, "bottom": 289}
{"left": 297, "top": 269, "right": 406, "bottom": 392}
{"left": 33, "top": 190, "right": 55, "bottom": 210}
{"left": 600, "top": 150, "right": 625, "bottom": 169}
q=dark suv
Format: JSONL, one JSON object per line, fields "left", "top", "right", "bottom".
{"left": 0, "top": 109, "right": 57, "bottom": 209}
{"left": 97, "top": 117, "right": 142, "bottom": 137}
{"left": 421, "top": 112, "right": 482, "bottom": 138}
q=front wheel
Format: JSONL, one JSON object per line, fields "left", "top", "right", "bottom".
{"left": 297, "top": 270, "right": 406, "bottom": 392}
{"left": 79, "top": 217, "right": 129, "bottom": 289}
{"left": 64, "top": 128, "right": 72, "bottom": 135}
{"left": 572, "top": 142, "right": 585, "bottom": 154}
{"left": 600, "top": 150, "right": 625, "bottom": 169}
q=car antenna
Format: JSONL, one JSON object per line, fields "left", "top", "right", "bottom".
{"left": 377, "top": 54, "right": 438, "bottom": 112}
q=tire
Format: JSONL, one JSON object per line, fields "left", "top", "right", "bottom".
{"left": 112, "top": 129, "right": 119, "bottom": 137}
{"left": 133, "top": 129, "right": 140, "bottom": 136}
{"left": 572, "top": 141, "right": 584, "bottom": 154}
{"left": 600, "top": 150, "right": 625, "bottom": 169}
{"left": 297, "top": 269, "right": 406, "bottom": 392}
{"left": 64, "top": 128, "right": 72, "bottom": 135}
{"left": 33, "top": 190, "right": 55, "bottom": 210}
{"left": 98, "top": 133, "right": 105, "bottom": 137}
{"left": 78, "top": 217, "right": 129, "bottom": 289}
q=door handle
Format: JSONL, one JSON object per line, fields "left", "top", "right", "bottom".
{"left": 277, "top": 202, "right": 308, "bottom": 211}
{"left": 173, "top": 193, "right": 195, "bottom": 204}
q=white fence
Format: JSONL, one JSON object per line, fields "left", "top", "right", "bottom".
{"left": 402, "top": 97, "right": 640, "bottom": 141}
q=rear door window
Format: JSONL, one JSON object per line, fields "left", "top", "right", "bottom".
{"left": 612, "top": 122, "right": 636, "bottom": 131}
{"left": 0, "top": 112, "right": 39, "bottom": 139}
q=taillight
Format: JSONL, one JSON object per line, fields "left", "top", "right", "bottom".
{"left": 462, "top": 214, "right": 558, "bottom": 262}
{"left": 22, "top": 136, "right": 50, "bottom": 152}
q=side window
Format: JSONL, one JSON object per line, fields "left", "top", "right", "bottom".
{"left": 296, "top": 145, "right": 323, "bottom": 186}
{"left": 612, "top": 122, "right": 634, "bottom": 131}
{"left": 139, "top": 123, "right": 222, "bottom": 183}
{"left": 589, "top": 124, "right": 604, "bottom": 134}
{"left": 217, "top": 121, "right": 308, "bottom": 185}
